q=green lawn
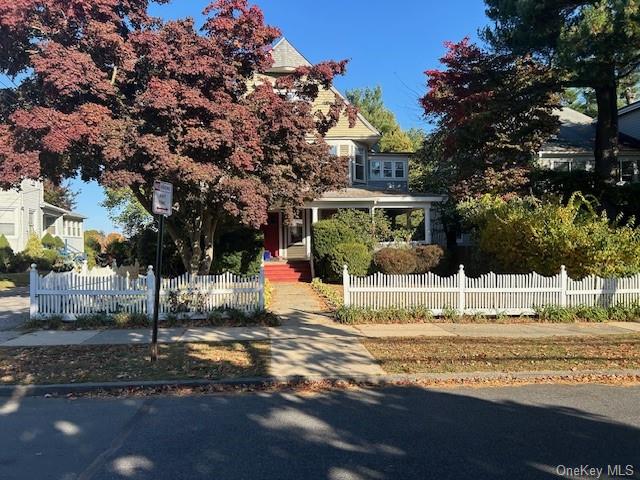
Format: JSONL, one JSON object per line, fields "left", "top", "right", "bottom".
{"left": 362, "top": 334, "right": 640, "bottom": 374}
{"left": 0, "top": 341, "right": 270, "bottom": 385}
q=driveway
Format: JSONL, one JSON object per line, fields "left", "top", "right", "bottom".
{"left": 0, "top": 384, "right": 638, "bottom": 480}
{"left": 0, "top": 287, "right": 28, "bottom": 331}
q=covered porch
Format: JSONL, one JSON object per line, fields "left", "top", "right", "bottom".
{"left": 261, "top": 193, "right": 445, "bottom": 261}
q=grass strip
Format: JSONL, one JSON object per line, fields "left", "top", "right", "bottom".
{"left": 362, "top": 334, "right": 640, "bottom": 374}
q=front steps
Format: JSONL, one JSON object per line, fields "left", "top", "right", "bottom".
{"left": 264, "top": 260, "right": 312, "bottom": 283}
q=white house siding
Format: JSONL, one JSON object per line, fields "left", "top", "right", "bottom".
{"left": 0, "top": 180, "right": 86, "bottom": 253}
{"left": 0, "top": 180, "right": 41, "bottom": 251}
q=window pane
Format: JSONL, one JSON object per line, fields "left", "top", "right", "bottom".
{"left": 0, "top": 224, "right": 15, "bottom": 236}
{"left": 553, "top": 160, "right": 570, "bottom": 172}
{"left": 370, "top": 160, "right": 381, "bottom": 178}
{"left": 383, "top": 161, "right": 393, "bottom": 178}
{"left": 395, "top": 161, "right": 405, "bottom": 178}
{"left": 354, "top": 146, "right": 365, "bottom": 181}
{"left": 329, "top": 145, "right": 338, "bottom": 156}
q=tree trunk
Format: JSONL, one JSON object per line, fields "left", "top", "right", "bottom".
{"left": 594, "top": 69, "right": 619, "bottom": 182}
{"left": 165, "top": 213, "right": 219, "bottom": 276}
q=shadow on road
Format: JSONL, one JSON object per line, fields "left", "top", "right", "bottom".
{"left": 1, "top": 384, "right": 639, "bottom": 479}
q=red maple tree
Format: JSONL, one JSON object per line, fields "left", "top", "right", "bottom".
{"left": 0, "top": 0, "right": 355, "bottom": 273}
{"left": 420, "top": 38, "right": 559, "bottom": 200}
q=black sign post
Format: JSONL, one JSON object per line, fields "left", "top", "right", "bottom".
{"left": 150, "top": 213, "right": 165, "bottom": 362}
{"left": 150, "top": 180, "right": 173, "bottom": 363}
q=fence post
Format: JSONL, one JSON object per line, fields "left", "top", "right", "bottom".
{"left": 81, "top": 259, "right": 88, "bottom": 274}
{"left": 343, "top": 264, "right": 351, "bottom": 307}
{"left": 146, "top": 265, "right": 155, "bottom": 318}
{"left": 458, "top": 264, "right": 465, "bottom": 315}
{"left": 258, "top": 260, "right": 265, "bottom": 310}
{"left": 560, "top": 265, "right": 567, "bottom": 307}
{"left": 29, "top": 264, "right": 38, "bottom": 319}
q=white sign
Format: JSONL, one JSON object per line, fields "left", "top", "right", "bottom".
{"left": 152, "top": 181, "right": 173, "bottom": 216}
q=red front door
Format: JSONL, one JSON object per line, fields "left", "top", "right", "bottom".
{"left": 261, "top": 212, "right": 280, "bottom": 258}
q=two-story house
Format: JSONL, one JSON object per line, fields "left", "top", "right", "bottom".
{"left": 0, "top": 179, "right": 86, "bottom": 254}
{"left": 261, "top": 39, "right": 445, "bottom": 274}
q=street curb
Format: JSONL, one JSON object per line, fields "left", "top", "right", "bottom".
{"left": 2, "top": 369, "right": 640, "bottom": 397}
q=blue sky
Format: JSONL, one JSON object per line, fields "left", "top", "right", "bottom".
{"left": 74, "top": 0, "right": 489, "bottom": 233}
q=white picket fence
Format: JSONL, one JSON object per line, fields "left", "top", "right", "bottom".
{"left": 29, "top": 264, "right": 265, "bottom": 320}
{"left": 342, "top": 265, "right": 640, "bottom": 315}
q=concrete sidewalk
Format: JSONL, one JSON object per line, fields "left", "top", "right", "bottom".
{"left": 1, "top": 318, "right": 639, "bottom": 347}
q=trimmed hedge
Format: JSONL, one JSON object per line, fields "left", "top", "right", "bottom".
{"left": 374, "top": 247, "right": 417, "bottom": 274}
{"left": 414, "top": 245, "right": 445, "bottom": 273}
{"left": 313, "top": 220, "right": 360, "bottom": 280}
{"left": 41, "top": 233, "right": 64, "bottom": 250}
{"left": 328, "top": 242, "right": 372, "bottom": 277}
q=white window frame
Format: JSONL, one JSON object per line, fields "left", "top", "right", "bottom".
{"left": 353, "top": 145, "right": 366, "bottom": 183}
{"left": 369, "top": 159, "right": 407, "bottom": 180}
{"left": 0, "top": 208, "right": 16, "bottom": 237}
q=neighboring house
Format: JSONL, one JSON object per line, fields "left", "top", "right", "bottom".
{"left": 260, "top": 38, "right": 445, "bottom": 271}
{"left": 0, "top": 179, "right": 86, "bottom": 253}
{"left": 539, "top": 107, "right": 640, "bottom": 182}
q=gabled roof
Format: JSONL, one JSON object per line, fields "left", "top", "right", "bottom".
{"left": 268, "top": 37, "right": 381, "bottom": 141}
{"left": 268, "top": 37, "right": 312, "bottom": 72}
{"left": 541, "top": 107, "right": 640, "bottom": 154}
{"left": 42, "top": 201, "right": 86, "bottom": 219}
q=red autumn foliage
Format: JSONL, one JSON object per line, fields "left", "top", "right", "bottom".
{"left": 420, "top": 38, "right": 559, "bottom": 200}
{"left": 0, "top": 0, "right": 354, "bottom": 273}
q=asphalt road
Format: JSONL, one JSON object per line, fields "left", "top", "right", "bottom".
{"left": 1, "top": 384, "right": 639, "bottom": 480}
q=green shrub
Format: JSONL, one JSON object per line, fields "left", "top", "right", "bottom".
{"left": 373, "top": 247, "right": 417, "bottom": 274}
{"left": 328, "top": 242, "right": 372, "bottom": 278}
{"left": 413, "top": 244, "right": 445, "bottom": 273}
{"left": 0, "top": 234, "right": 15, "bottom": 272}
{"left": 313, "top": 219, "right": 359, "bottom": 280}
{"left": 534, "top": 303, "right": 640, "bottom": 322}
{"left": 41, "top": 233, "right": 65, "bottom": 250}
{"left": 33, "top": 249, "right": 58, "bottom": 271}
{"left": 459, "top": 192, "right": 640, "bottom": 278}
{"left": 23, "top": 232, "right": 44, "bottom": 258}
{"left": 211, "top": 227, "right": 263, "bottom": 275}
{"left": 335, "top": 305, "right": 433, "bottom": 324}
{"left": 310, "top": 278, "right": 344, "bottom": 309}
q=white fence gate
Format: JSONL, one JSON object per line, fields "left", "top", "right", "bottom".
{"left": 29, "top": 264, "right": 265, "bottom": 320}
{"left": 343, "top": 265, "right": 640, "bottom": 315}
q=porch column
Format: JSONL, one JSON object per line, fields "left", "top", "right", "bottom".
{"left": 311, "top": 207, "right": 319, "bottom": 224}
{"left": 305, "top": 209, "right": 312, "bottom": 258}
{"left": 278, "top": 211, "right": 286, "bottom": 259}
{"left": 423, "top": 204, "right": 432, "bottom": 244}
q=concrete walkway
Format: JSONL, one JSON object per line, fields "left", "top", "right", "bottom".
{"left": 268, "top": 283, "right": 384, "bottom": 377}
